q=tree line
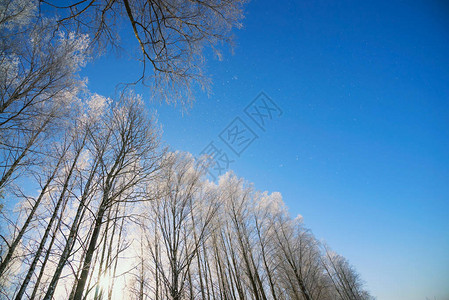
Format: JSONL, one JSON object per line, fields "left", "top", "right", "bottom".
{"left": 0, "top": 0, "right": 373, "bottom": 299}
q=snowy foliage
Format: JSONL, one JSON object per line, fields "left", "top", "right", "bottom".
{"left": 0, "top": 0, "right": 37, "bottom": 30}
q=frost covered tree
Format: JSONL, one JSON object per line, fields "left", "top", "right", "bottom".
{"left": 135, "top": 152, "right": 218, "bottom": 300}
{"left": 69, "top": 94, "right": 163, "bottom": 300}
{"left": 1, "top": 0, "right": 246, "bottom": 195}
{"left": 0, "top": 95, "right": 91, "bottom": 297}
{"left": 0, "top": 0, "right": 92, "bottom": 280}
{"left": 0, "top": 0, "right": 89, "bottom": 192}
{"left": 41, "top": 0, "right": 248, "bottom": 104}
{"left": 321, "top": 245, "right": 374, "bottom": 300}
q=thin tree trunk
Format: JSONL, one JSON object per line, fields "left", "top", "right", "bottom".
{"left": 43, "top": 158, "right": 99, "bottom": 300}
{"left": 29, "top": 196, "right": 69, "bottom": 299}
{"left": 107, "top": 204, "right": 125, "bottom": 300}
{"left": 0, "top": 117, "right": 50, "bottom": 190}
{"left": 0, "top": 144, "right": 64, "bottom": 277}
{"left": 72, "top": 203, "right": 107, "bottom": 300}
{"left": 15, "top": 141, "right": 82, "bottom": 300}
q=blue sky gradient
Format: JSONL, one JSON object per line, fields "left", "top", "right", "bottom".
{"left": 82, "top": 0, "right": 449, "bottom": 299}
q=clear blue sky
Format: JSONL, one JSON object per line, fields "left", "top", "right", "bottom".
{"left": 82, "top": 0, "right": 449, "bottom": 299}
